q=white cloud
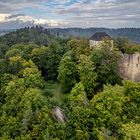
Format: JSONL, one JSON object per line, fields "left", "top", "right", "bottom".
{"left": 0, "top": 14, "right": 11, "bottom": 22}
{"left": 0, "top": 13, "right": 63, "bottom": 28}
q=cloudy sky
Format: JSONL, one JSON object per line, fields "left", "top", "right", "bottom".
{"left": 0, "top": 0, "right": 140, "bottom": 29}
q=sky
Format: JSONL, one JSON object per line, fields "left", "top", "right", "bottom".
{"left": 0, "top": 0, "right": 140, "bottom": 29}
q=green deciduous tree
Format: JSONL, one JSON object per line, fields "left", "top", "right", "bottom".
{"left": 68, "top": 38, "right": 90, "bottom": 56}
{"left": 91, "top": 45, "right": 121, "bottom": 86}
{"left": 91, "top": 85, "right": 126, "bottom": 137}
{"left": 0, "top": 58, "right": 53, "bottom": 139}
{"left": 123, "top": 81, "right": 140, "bottom": 123}
{"left": 31, "top": 44, "right": 65, "bottom": 81}
{"left": 0, "top": 44, "right": 9, "bottom": 58}
{"left": 114, "top": 37, "right": 140, "bottom": 54}
{"left": 58, "top": 54, "right": 78, "bottom": 93}
{"left": 78, "top": 54, "right": 97, "bottom": 99}
{"left": 69, "top": 82, "right": 87, "bottom": 107}
{"left": 120, "top": 123, "right": 140, "bottom": 140}
{"left": 66, "top": 106, "right": 94, "bottom": 140}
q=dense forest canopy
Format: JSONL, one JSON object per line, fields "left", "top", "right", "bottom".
{"left": 1, "top": 27, "right": 140, "bottom": 43}
{"left": 0, "top": 26, "right": 140, "bottom": 140}
{"left": 50, "top": 28, "right": 140, "bottom": 43}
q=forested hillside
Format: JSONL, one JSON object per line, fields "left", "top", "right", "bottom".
{"left": 0, "top": 27, "right": 140, "bottom": 139}
{"left": 50, "top": 28, "right": 140, "bottom": 43}
{"left": 0, "top": 26, "right": 66, "bottom": 47}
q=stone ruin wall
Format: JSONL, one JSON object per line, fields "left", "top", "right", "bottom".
{"left": 89, "top": 39, "right": 140, "bottom": 82}
{"left": 118, "top": 53, "right": 140, "bottom": 82}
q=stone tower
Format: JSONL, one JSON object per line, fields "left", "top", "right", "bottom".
{"left": 89, "top": 32, "right": 113, "bottom": 49}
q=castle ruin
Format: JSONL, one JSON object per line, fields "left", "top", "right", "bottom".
{"left": 119, "top": 53, "right": 140, "bottom": 82}
{"left": 90, "top": 32, "right": 140, "bottom": 82}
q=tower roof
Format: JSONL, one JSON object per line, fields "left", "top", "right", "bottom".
{"left": 90, "top": 32, "right": 111, "bottom": 41}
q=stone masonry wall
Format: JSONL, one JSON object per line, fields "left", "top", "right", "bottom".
{"left": 118, "top": 53, "right": 140, "bottom": 82}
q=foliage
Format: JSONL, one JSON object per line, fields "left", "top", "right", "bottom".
{"left": 0, "top": 58, "right": 53, "bottom": 139}
{"left": 58, "top": 54, "right": 78, "bottom": 93}
{"left": 123, "top": 81, "right": 140, "bottom": 123}
{"left": 114, "top": 37, "right": 140, "bottom": 54}
{"left": 69, "top": 82, "right": 87, "bottom": 107}
{"left": 66, "top": 106, "right": 94, "bottom": 140}
{"left": 31, "top": 44, "right": 66, "bottom": 80}
{"left": 0, "top": 44, "right": 9, "bottom": 58}
{"left": 91, "top": 44, "right": 121, "bottom": 86}
{"left": 91, "top": 85, "right": 126, "bottom": 138}
{"left": 78, "top": 54, "right": 97, "bottom": 99}
{"left": 120, "top": 123, "right": 140, "bottom": 140}
{"left": 68, "top": 38, "right": 90, "bottom": 56}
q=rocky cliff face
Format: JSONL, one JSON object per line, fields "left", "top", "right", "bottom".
{"left": 118, "top": 53, "right": 140, "bottom": 82}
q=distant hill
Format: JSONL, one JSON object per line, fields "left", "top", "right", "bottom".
{"left": 1, "top": 27, "right": 140, "bottom": 46}
{"left": 50, "top": 28, "right": 140, "bottom": 43}
{"left": 0, "top": 29, "right": 15, "bottom": 36}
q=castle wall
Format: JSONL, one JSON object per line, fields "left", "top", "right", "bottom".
{"left": 89, "top": 39, "right": 140, "bottom": 82}
{"left": 118, "top": 53, "right": 140, "bottom": 82}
